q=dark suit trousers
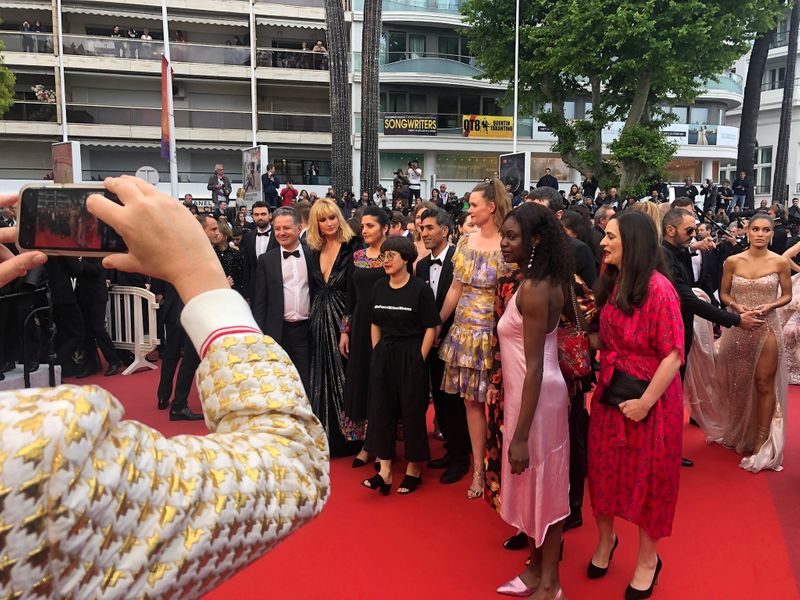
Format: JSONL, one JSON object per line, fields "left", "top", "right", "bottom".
{"left": 157, "top": 321, "right": 187, "bottom": 402}
{"left": 428, "top": 351, "right": 469, "bottom": 458}
{"left": 53, "top": 304, "right": 85, "bottom": 374}
{"left": 172, "top": 334, "right": 200, "bottom": 411}
{"left": 282, "top": 320, "right": 310, "bottom": 394}
{"left": 80, "top": 301, "right": 120, "bottom": 367}
{"left": 568, "top": 391, "right": 589, "bottom": 514}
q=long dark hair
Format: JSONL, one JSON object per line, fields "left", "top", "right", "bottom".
{"left": 594, "top": 211, "right": 670, "bottom": 315}
{"left": 504, "top": 203, "right": 573, "bottom": 286}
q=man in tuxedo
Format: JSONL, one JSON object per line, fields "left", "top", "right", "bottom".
{"left": 152, "top": 277, "right": 185, "bottom": 411}
{"left": 417, "top": 208, "right": 470, "bottom": 484}
{"left": 240, "top": 201, "right": 278, "bottom": 300}
{"left": 252, "top": 207, "right": 317, "bottom": 392}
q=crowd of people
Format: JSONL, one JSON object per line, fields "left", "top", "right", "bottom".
{"left": 1, "top": 167, "right": 798, "bottom": 598}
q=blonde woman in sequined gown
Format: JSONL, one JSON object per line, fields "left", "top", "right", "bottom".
{"left": 439, "top": 179, "right": 511, "bottom": 499}
{"left": 715, "top": 214, "right": 792, "bottom": 473}
{"left": 780, "top": 241, "right": 800, "bottom": 384}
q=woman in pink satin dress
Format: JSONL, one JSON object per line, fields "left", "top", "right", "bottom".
{"left": 493, "top": 204, "right": 573, "bottom": 600}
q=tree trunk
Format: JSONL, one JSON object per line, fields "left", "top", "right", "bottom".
{"left": 773, "top": 1, "right": 799, "bottom": 205}
{"left": 324, "top": 0, "right": 352, "bottom": 196}
{"left": 737, "top": 30, "right": 775, "bottom": 207}
{"left": 359, "top": 0, "right": 382, "bottom": 199}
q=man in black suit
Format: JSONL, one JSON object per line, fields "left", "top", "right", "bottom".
{"left": 252, "top": 207, "right": 317, "bottom": 392}
{"left": 152, "top": 277, "right": 185, "bottom": 411}
{"left": 535, "top": 167, "right": 559, "bottom": 190}
{"left": 213, "top": 200, "right": 236, "bottom": 222}
{"left": 240, "top": 201, "right": 278, "bottom": 300}
{"left": 417, "top": 208, "right": 471, "bottom": 484}
{"left": 261, "top": 164, "right": 280, "bottom": 210}
{"left": 75, "top": 258, "right": 124, "bottom": 377}
{"left": 44, "top": 257, "right": 89, "bottom": 377}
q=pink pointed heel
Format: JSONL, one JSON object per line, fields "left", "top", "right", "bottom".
{"left": 496, "top": 576, "right": 537, "bottom": 597}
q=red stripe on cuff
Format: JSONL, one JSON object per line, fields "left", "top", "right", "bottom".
{"left": 201, "top": 326, "right": 262, "bottom": 358}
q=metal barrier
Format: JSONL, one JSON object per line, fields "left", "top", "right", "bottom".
{"left": 106, "top": 286, "right": 160, "bottom": 375}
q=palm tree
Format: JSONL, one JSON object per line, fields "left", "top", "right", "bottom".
{"left": 773, "top": 0, "right": 799, "bottom": 204}
{"left": 324, "top": 0, "right": 353, "bottom": 197}
{"left": 737, "top": 30, "right": 775, "bottom": 207}
{"left": 359, "top": 0, "right": 382, "bottom": 198}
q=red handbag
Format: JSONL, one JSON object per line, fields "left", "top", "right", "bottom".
{"left": 557, "top": 281, "right": 591, "bottom": 380}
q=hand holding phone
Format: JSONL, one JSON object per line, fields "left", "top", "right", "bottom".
{"left": 0, "top": 193, "right": 47, "bottom": 287}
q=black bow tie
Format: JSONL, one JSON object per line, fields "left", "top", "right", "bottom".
{"left": 256, "top": 230, "right": 270, "bottom": 237}
{"left": 429, "top": 258, "right": 443, "bottom": 266}
{"left": 283, "top": 250, "right": 300, "bottom": 259}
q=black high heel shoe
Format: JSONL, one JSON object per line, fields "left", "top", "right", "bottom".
{"left": 587, "top": 535, "right": 619, "bottom": 579}
{"left": 397, "top": 473, "right": 422, "bottom": 495}
{"left": 625, "top": 556, "right": 662, "bottom": 600}
{"left": 362, "top": 473, "right": 391, "bottom": 496}
{"left": 351, "top": 454, "right": 372, "bottom": 468}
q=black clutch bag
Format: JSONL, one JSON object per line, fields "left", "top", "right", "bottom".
{"left": 599, "top": 370, "right": 650, "bottom": 407}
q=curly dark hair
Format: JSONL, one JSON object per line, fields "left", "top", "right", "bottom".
{"left": 503, "top": 203, "right": 573, "bottom": 286}
{"left": 594, "top": 211, "right": 671, "bottom": 315}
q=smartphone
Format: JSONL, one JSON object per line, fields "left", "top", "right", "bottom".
{"left": 16, "top": 184, "right": 126, "bottom": 256}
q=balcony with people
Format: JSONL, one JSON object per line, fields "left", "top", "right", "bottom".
{"left": 0, "top": 13, "right": 56, "bottom": 67}
{"left": 254, "top": 25, "right": 330, "bottom": 83}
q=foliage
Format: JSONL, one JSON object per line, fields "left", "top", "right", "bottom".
{"left": 0, "top": 29, "right": 16, "bottom": 116}
{"left": 462, "top": 0, "right": 784, "bottom": 192}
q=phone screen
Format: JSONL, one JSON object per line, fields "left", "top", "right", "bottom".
{"left": 17, "top": 185, "right": 126, "bottom": 255}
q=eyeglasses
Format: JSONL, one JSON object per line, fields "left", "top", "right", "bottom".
{"left": 685, "top": 227, "right": 696, "bottom": 235}
{"left": 383, "top": 251, "right": 402, "bottom": 262}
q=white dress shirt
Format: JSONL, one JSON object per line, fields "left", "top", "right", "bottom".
{"left": 428, "top": 245, "right": 450, "bottom": 300}
{"left": 691, "top": 251, "right": 702, "bottom": 283}
{"left": 255, "top": 227, "right": 271, "bottom": 258}
{"left": 281, "top": 243, "right": 310, "bottom": 322}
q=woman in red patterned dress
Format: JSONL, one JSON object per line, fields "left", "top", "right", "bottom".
{"left": 588, "top": 211, "right": 684, "bottom": 600}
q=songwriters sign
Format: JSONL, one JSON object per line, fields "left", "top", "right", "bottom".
{"left": 383, "top": 113, "right": 438, "bottom": 136}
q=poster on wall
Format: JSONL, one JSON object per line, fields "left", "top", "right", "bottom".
{"left": 462, "top": 115, "right": 514, "bottom": 139}
{"left": 51, "top": 141, "right": 82, "bottom": 183}
{"left": 499, "top": 151, "right": 529, "bottom": 198}
{"left": 242, "top": 146, "right": 269, "bottom": 206}
{"left": 383, "top": 113, "right": 438, "bottom": 136}
{"left": 688, "top": 125, "right": 718, "bottom": 145}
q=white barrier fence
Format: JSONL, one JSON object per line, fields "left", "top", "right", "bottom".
{"left": 106, "top": 286, "right": 160, "bottom": 376}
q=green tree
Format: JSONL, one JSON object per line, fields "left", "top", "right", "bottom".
{"left": 462, "top": 0, "right": 783, "bottom": 196}
{"left": 0, "top": 26, "right": 16, "bottom": 116}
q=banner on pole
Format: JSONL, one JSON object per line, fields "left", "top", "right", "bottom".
{"left": 160, "top": 55, "right": 173, "bottom": 160}
{"left": 462, "top": 115, "right": 514, "bottom": 139}
{"left": 242, "top": 146, "right": 269, "bottom": 206}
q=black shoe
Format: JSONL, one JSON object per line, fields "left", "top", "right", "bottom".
{"left": 563, "top": 512, "right": 583, "bottom": 532}
{"left": 587, "top": 535, "right": 619, "bottom": 579}
{"left": 157, "top": 397, "right": 169, "bottom": 411}
{"left": 169, "top": 407, "right": 204, "bottom": 421}
{"left": 397, "top": 473, "right": 422, "bottom": 495}
{"left": 681, "top": 457, "right": 694, "bottom": 467}
{"left": 625, "top": 556, "right": 662, "bottom": 600}
{"left": 427, "top": 455, "right": 450, "bottom": 469}
{"left": 105, "top": 363, "right": 124, "bottom": 377}
{"left": 0, "top": 361, "right": 15, "bottom": 373}
{"left": 503, "top": 531, "right": 529, "bottom": 550}
{"left": 362, "top": 473, "right": 391, "bottom": 496}
{"left": 24, "top": 363, "right": 39, "bottom": 373}
{"left": 440, "top": 460, "right": 469, "bottom": 484}
{"left": 74, "top": 368, "right": 91, "bottom": 379}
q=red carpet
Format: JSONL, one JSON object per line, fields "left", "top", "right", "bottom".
{"left": 70, "top": 366, "right": 800, "bottom": 600}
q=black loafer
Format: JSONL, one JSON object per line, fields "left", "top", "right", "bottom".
{"left": 681, "top": 457, "right": 694, "bottom": 467}
{"left": 427, "top": 455, "right": 450, "bottom": 469}
{"left": 105, "top": 363, "right": 124, "bottom": 377}
{"left": 157, "top": 397, "right": 170, "bottom": 411}
{"left": 440, "top": 460, "right": 470, "bottom": 484}
{"left": 169, "top": 407, "right": 204, "bottom": 421}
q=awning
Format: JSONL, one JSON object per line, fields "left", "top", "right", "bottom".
{"left": 80, "top": 140, "right": 249, "bottom": 152}
{"left": 256, "top": 17, "right": 326, "bottom": 29}
{"left": 1, "top": 1, "right": 52, "bottom": 10}
{"left": 62, "top": 6, "right": 248, "bottom": 27}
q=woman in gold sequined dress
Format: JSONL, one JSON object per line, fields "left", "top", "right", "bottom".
{"left": 715, "top": 213, "right": 792, "bottom": 473}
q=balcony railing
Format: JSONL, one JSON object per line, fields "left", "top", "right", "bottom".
{"left": 82, "top": 170, "right": 245, "bottom": 184}
{"left": 255, "top": 0, "right": 325, "bottom": 6}
{"left": 762, "top": 79, "right": 785, "bottom": 91}
{"left": 353, "top": 51, "right": 482, "bottom": 77}
{"left": 62, "top": 35, "right": 252, "bottom": 66}
{"left": 353, "top": 0, "right": 463, "bottom": 13}
{"left": 255, "top": 47, "right": 328, "bottom": 70}
{"left": 0, "top": 31, "right": 53, "bottom": 53}
{"left": 771, "top": 31, "right": 789, "bottom": 49}
{"left": 257, "top": 112, "right": 331, "bottom": 132}
{"left": 1, "top": 101, "right": 57, "bottom": 122}
{"left": 702, "top": 72, "right": 744, "bottom": 95}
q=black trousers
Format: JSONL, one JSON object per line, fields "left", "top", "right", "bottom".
{"left": 368, "top": 338, "right": 430, "bottom": 462}
{"left": 282, "top": 320, "right": 310, "bottom": 394}
{"left": 80, "top": 301, "right": 121, "bottom": 368}
{"left": 157, "top": 320, "right": 187, "bottom": 403}
{"left": 568, "top": 391, "right": 590, "bottom": 515}
{"left": 428, "top": 351, "right": 470, "bottom": 458}
{"left": 172, "top": 335, "right": 200, "bottom": 411}
{"left": 53, "top": 304, "right": 85, "bottom": 375}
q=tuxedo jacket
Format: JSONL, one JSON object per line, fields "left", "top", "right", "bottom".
{"left": 151, "top": 278, "right": 183, "bottom": 324}
{"left": 240, "top": 228, "right": 279, "bottom": 300}
{"left": 416, "top": 245, "right": 456, "bottom": 342}
{"left": 252, "top": 243, "right": 318, "bottom": 344}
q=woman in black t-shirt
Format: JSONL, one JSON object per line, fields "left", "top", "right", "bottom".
{"left": 362, "top": 236, "right": 440, "bottom": 496}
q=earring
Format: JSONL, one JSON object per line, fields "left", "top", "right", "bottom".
{"left": 527, "top": 245, "right": 536, "bottom": 270}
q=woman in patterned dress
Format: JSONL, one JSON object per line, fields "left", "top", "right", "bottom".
{"left": 588, "top": 212, "right": 684, "bottom": 599}
{"left": 439, "top": 179, "right": 511, "bottom": 499}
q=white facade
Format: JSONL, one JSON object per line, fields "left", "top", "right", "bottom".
{"left": 726, "top": 13, "right": 800, "bottom": 202}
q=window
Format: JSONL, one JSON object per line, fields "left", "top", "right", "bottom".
{"left": 438, "top": 95, "right": 458, "bottom": 116}
{"left": 461, "top": 95, "right": 481, "bottom": 115}
{"left": 409, "top": 94, "right": 427, "bottom": 113}
{"left": 438, "top": 36, "right": 459, "bottom": 59}
{"left": 388, "top": 92, "right": 407, "bottom": 112}
{"left": 763, "top": 67, "right": 786, "bottom": 91}
{"left": 564, "top": 101, "right": 576, "bottom": 120}
{"left": 385, "top": 31, "right": 406, "bottom": 63}
{"left": 690, "top": 106, "right": 709, "bottom": 125}
{"left": 482, "top": 97, "right": 502, "bottom": 115}
{"left": 754, "top": 145, "right": 773, "bottom": 194}
{"left": 380, "top": 153, "right": 424, "bottom": 179}
{"left": 408, "top": 34, "right": 426, "bottom": 59}
{"left": 671, "top": 106, "right": 689, "bottom": 124}
{"left": 437, "top": 152, "right": 497, "bottom": 180}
